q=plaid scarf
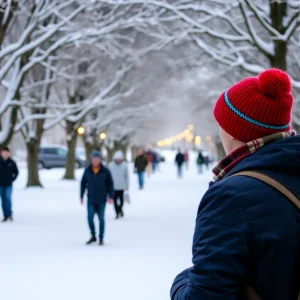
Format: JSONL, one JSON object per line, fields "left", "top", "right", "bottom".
{"left": 213, "top": 131, "right": 296, "bottom": 181}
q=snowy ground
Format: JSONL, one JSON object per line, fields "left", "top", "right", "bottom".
{"left": 0, "top": 161, "right": 211, "bottom": 300}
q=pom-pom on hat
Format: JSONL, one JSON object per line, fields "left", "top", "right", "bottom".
{"left": 214, "top": 68, "right": 293, "bottom": 142}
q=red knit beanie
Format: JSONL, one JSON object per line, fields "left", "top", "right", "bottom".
{"left": 213, "top": 68, "right": 293, "bottom": 142}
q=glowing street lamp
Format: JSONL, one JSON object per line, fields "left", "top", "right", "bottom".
{"left": 77, "top": 126, "right": 85, "bottom": 135}
{"left": 100, "top": 132, "right": 107, "bottom": 140}
{"left": 206, "top": 135, "right": 212, "bottom": 141}
{"left": 195, "top": 136, "right": 202, "bottom": 145}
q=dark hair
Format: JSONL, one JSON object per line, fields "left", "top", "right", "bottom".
{"left": 1, "top": 146, "right": 10, "bottom": 152}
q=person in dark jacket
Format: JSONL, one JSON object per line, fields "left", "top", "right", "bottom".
{"left": 151, "top": 151, "right": 159, "bottom": 174}
{"left": 196, "top": 150, "right": 205, "bottom": 174}
{"left": 171, "top": 69, "right": 300, "bottom": 300}
{"left": 80, "top": 151, "right": 114, "bottom": 246}
{"left": 175, "top": 149, "right": 185, "bottom": 178}
{"left": 134, "top": 148, "right": 148, "bottom": 190}
{"left": 0, "top": 147, "right": 19, "bottom": 222}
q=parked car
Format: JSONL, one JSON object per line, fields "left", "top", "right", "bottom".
{"left": 76, "top": 147, "right": 86, "bottom": 162}
{"left": 38, "top": 146, "right": 85, "bottom": 170}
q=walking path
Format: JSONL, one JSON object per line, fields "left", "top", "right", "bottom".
{"left": 0, "top": 162, "right": 211, "bottom": 300}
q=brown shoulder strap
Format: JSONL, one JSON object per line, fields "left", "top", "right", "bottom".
{"left": 242, "top": 285, "right": 262, "bottom": 300}
{"left": 232, "top": 171, "right": 300, "bottom": 210}
{"left": 232, "top": 171, "right": 300, "bottom": 300}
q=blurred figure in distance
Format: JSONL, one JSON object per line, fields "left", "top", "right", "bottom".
{"left": 197, "top": 150, "right": 205, "bottom": 174}
{"left": 175, "top": 149, "right": 185, "bottom": 178}
{"left": 0, "top": 147, "right": 19, "bottom": 222}
{"left": 134, "top": 148, "right": 148, "bottom": 190}
{"left": 184, "top": 150, "right": 189, "bottom": 170}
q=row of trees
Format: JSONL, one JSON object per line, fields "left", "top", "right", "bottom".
{"left": 0, "top": 1, "right": 176, "bottom": 186}
{"left": 1, "top": 1, "right": 299, "bottom": 186}
{"left": 142, "top": 0, "right": 300, "bottom": 156}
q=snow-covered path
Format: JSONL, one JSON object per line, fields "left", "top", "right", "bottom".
{"left": 0, "top": 162, "right": 210, "bottom": 300}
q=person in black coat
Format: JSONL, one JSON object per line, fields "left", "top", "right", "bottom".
{"left": 0, "top": 147, "right": 19, "bottom": 222}
{"left": 171, "top": 69, "right": 300, "bottom": 299}
{"left": 175, "top": 149, "right": 185, "bottom": 178}
{"left": 80, "top": 151, "right": 114, "bottom": 246}
{"left": 134, "top": 148, "right": 148, "bottom": 189}
{"left": 196, "top": 150, "right": 205, "bottom": 174}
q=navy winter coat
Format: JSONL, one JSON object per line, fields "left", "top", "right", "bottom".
{"left": 175, "top": 153, "right": 185, "bottom": 166}
{"left": 80, "top": 164, "right": 114, "bottom": 204}
{"left": 171, "top": 136, "right": 300, "bottom": 300}
{"left": 0, "top": 157, "right": 19, "bottom": 187}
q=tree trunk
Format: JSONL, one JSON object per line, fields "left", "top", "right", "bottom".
{"left": 272, "top": 41, "right": 287, "bottom": 71}
{"left": 0, "top": 2, "right": 17, "bottom": 46}
{"left": 120, "top": 143, "right": 128, "bottom": 160}
{"left": 106, "top": 147, "right": 114, "bottom": 164}
{"left": 270, "top": 2, "right": 287, "bottom": 71}
{"left": 25, "top": 110, "right": 45, "bottom": 187}
{"left": 131, "top": 146, "right": 139, "bottom": 162}
{"left": 26, "top": 141, "right": 42, "bottom": 187}
{"left": 63, "top": 133, "right": 78, "bottom": 180}
{"left": 84, "top": 142, "right": 94, "bottom": 167}
{"left": 0, "top": 107, "right": 19, "bottom": 148}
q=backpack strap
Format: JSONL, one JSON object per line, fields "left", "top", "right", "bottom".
{"left": 241, "top": 284, "right": 262, "bottom": 300}
{"left": 232, "top": 171, "right": 300, "bottom": 209}
{"left": 232, "top": 171, "right": 300, "bottom": 300}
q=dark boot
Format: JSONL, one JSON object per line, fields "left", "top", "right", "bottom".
{"left": 86, "top": 236, "right": 97, "bottom": 245}
{"left": 99, "top": 239, "right": 104, "bottom": 246}
{"left": 120, "top": 209, "right": 124, "bottom": 217}
{"left": 1, "top": 218, "right": 8, "bottom": 222}
{"left": 9, "top": 216, "right": 13, "bottom": 222}
{"left": 115, "top": 213, "right": 119, "bottom": 220}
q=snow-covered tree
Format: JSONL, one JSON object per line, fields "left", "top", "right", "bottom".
{"left": 110, "top": 0, "right": 300, "bottom": 129}
{"left": 58, "top": 54, "right": 135, "bottom": 179}
{"left": 0, "top": 0, "right": 161, "bottom": 148}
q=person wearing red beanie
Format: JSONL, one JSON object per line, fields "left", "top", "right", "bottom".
{"left": 171, "top": 69, "right": 300, "bottom": 300}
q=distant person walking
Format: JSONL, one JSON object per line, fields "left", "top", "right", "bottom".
{"left": 204, "top": 154, "right": 210, "bottom": 171}
{"left": 151, "top": 151, "right": 159, "bottom": 174}
{"left": 145, "top": 149, "right": 153, "bottom": 177}
{"left": 175, "top": 149, "right": 185, "bottom": 178}
{"left": 197, "top": 150, "right": 205, "bottom": 174}
{"left": 0, "top": 147, "right": 19, "bottom": 222}
{"left": 80, "top": 151, "right": 114, "bottom": 246}
{"left": 134, "top": 149, "right": 148, "bottom": 190}
{"left": 108, "top": 151, "right": 129, "bottom": 219}
{"left": 184, "top": 150, "right": 189, "bottom": 170}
